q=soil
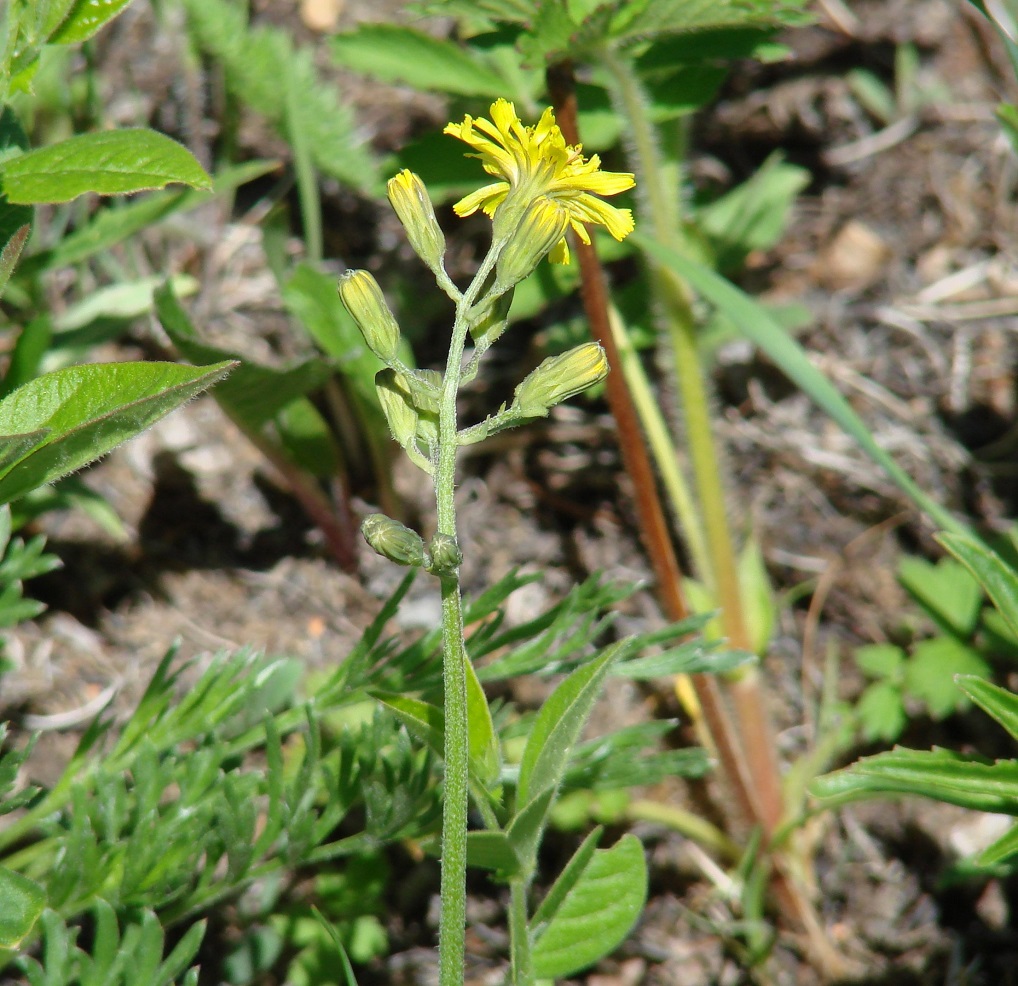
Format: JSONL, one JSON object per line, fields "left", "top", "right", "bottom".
{"left": 5, "top": 0, "right": 1018, "bottom": 983}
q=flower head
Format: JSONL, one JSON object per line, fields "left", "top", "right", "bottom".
{"left": 444, "top": 99, "right": 634, "bottom": 263}
{"left": 387, "top": 169, "right": 445, "bottom": 273}
{"left": 512, "top": 342, "right": 610, "bottom": 418}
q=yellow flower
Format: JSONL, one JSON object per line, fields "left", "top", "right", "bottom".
{"left": 444, "top": 98, "right": 635, "bottom": 263}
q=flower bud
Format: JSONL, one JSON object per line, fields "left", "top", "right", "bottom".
{"left": 495, "top": 197, "right": 570, "bottom": 292}
{"left": 388, "top": 170, "right": 446, "bottom": 273}
{"left": 362, "top": 513, "right": 425, "bottom": 567}
{"left": 428, "top": 533, "right": 462, "bottom": 575}
{"left": 512, "top": 342, "right": 609, "bottom": 418}
{"left": 338, "top": 270, "right": 401, "bottom": 364}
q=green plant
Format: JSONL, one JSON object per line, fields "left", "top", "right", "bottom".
{"left": 324, "top": 4, "right": 1007, "bottom": 974}
{"left": 339, "top": 100, "right": 742, "bottom": 985}
{"left": 851, "top": 555, "right": 993, "bottom": 743}
{"left": 0, "top": 0, "right": 235, "bottom": 534}
{"left": 813, "top": 534, "right": 1018, "bottom": 870}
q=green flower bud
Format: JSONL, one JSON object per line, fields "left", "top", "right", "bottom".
{"left": 512, "top": 342, "right": 609, "bottom": 418}
{"left": 388, "top": 169, "right": 446, "bottom": 273}
{"left": 361, "top": 513, "right": 426, "bottom": 567}
{"left": 495, "top": 197, "right": 570, "bottom": 293}
{"left": 428, "top": 533, "right": 462, "bottom": 575}
{"left": 338, "top": 270, "right": 401, "bottom": 364}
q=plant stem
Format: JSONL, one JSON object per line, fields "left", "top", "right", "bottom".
{"left": 508, "top": 879, "right": 534, "bottom": 986}
{"left": 599, "top": 47, "right": 786, "bottom": 835}
{"left": 434, "top": 246, "right": 500, "bottom": 986}
{"left": 545, "top": 62, "right": 760, "bottom": 837}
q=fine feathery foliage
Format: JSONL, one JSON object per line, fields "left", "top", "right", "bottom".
{"left": 178, "top": 0, "right": 379, "bottom": 193}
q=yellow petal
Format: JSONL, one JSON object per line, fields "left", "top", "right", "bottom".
{"left": 452, "top": 181, "right": 509, "bottom": 217}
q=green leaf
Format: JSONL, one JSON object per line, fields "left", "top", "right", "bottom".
{"left": 635, "top": 25, "right": 780, "bottom": 68}
{"left": 155, "top": 918, "right": 205, "bottom": 983}
{"left": 856, "top": 680, "right": 907, "bottom": 743}
{"left": 632, "top": 234, "right": 966, "bottom": 536}
{"left": 939, "top": 532, "right": 1018, "bottom": 640}
{"left": 737, "top": 535, "right": 776, "bottom": 655}
{"left": 531, "top": 825, "right": 602, "bottom": 927}
{"left": 610, "top": 640, "right": 752, "bottom": 677}
{"left": 274, "top": 399, "right": 339, "bottom": 478}
{"left": 373, "top": 693, "right": 497, "bottom": 800}
{"left": 505, "top": 788, "right": 556, "bottom": 873}
{"left": 49, "top": 0, "right": 133, "bottom": 43}
{"left": 607, "top": 0, "right": 805, "bottom": 47}
{"left": 466, "top": 656, "right": 501, "bottom": 788}
{"left": 517, "top": 643, "right": 624, "bottom": 806}
{"left": 904, "top": 637, "right": 990, "bottom": 719}
{"left": 0, "top": 360, "right": 234, "bottom": 505}
{"left": 855, "top": 643, "right": 905, "bottom": 681}
{"left": 0, "top": 130, "right": 211, "bottom": 204}
{"left": 31, "top": 160, "right": 276, "bottom": 273}
{"left": 898, "top": 556, "right": 983, "bottom": 638}
{"left": 810, "top": 746, "right": 1018, "bottom": 813}
{"left": 530, "top": 833, "right": 647, "bottom": 979}
{"left": 0, "top": 866, "right": 45, "bottom": 948}
{"left": 331, "top": 25, "right": 507, "bottom": 97}
{"left": 181, "top": 0, "right": 378, "bottom": 192}
{"left": 465, "top": 830, "right": 521, "bottom": 876}
{"left": 0, "top": 222, "right": 29, "bottom": 301}
{"left": 957, "top": 675, "right": 1018, "bottom": 743}
{"left": 696, "top": 153, "right": 809, "bottom": 272}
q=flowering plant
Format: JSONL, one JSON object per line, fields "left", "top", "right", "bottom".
{"left": 342, "top": 100, "right": 650, "bottom": 985}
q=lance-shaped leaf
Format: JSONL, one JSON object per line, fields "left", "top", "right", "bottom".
{"left": 0, "top": 360, "right": 234, "bottom": 505}
{"left": 517, "top": 642, "right": 625, "bottom": 808}
{"left": 810, "top": 747, "right": 1018, "bottom": 814}
{"left": 0, "top": 130, "right": 211, "bottom": 204}
{"left": 156, "top": 283, "right": 331, "bottom": 432}
{"left": 331, "top": 24, "right": 507, "bottom": 98}
{"left": 957, "top": 675, "right": 1018, "bottom": 743}
{"left": 49, "top": 0, "right": 134, "bottom": 44}
{"left": 373, "top": 690, "right": 501, "bottom": 797}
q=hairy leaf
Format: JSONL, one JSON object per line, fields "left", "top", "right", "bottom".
{"left": 0, "top": 129, "right": 210, "bottom": 204}
{"left": 0, "top": 360, "right": 234, "bottom": 504}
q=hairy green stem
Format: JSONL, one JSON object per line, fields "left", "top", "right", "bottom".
{"left": 508, "top": 879, "right": 534, "bottom": 986}
{"left": 435, "top": 243, "right": 503, "bottom": 986}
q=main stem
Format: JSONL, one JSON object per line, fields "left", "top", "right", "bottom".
{"left": 435, "top": 248, "right": 501, "bottom": 986}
